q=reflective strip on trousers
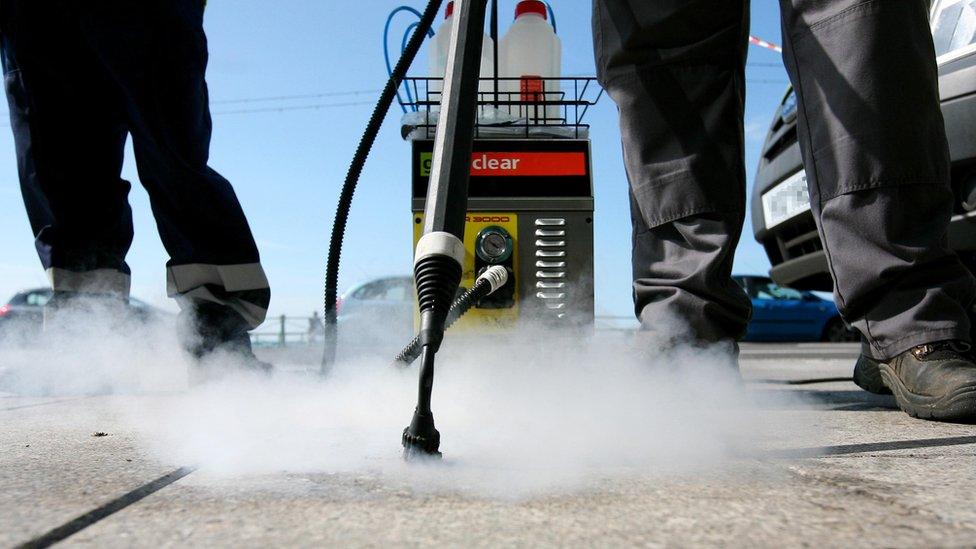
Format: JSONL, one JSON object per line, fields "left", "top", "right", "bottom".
{"left": 166, "top": 263, "right": 270, "bottom": 328}
{"left": 47, "top": 268, "right": 132, "bottom": 296}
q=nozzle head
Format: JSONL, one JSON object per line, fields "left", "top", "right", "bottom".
{"left": 402, "top": 409, "right": 442, "bottom": 461}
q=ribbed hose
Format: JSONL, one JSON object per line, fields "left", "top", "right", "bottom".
{"left": 321, "top": 0, "right": 444, "bottom": 373}
{"left": 416, "top": 256, "right": 461, "bottom": 313}
{"left": 393, "top": 277, "right": 493, "bottom": 366}
{"left": 414, "top": 254, "right": 463, "bottom": 334}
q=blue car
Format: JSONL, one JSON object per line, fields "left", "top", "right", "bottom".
{"left": 733, "top": 275, "right": 857, "bottom": 342}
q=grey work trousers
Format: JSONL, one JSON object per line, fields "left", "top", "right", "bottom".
{"left": 593, "top": 0, "right": 976, "bottom": 359}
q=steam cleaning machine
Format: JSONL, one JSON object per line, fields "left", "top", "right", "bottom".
{"left": 321, "top": 0, "right": 602, "bottom": 460}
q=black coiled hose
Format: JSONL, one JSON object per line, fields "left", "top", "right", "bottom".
{"left": 415, "top": 255, "right": 461, "bottom": 318}
{"left": 393, "top": 273, "right": 494, "bottom": 367}
{"left": 413, "top": 254, "right": 463, "bottom": 351}
{"left": 321, "top": 0, "right": 444, "bottom": 373}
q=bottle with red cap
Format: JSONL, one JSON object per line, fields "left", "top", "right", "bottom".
{"left": 428, "top": 0, "right": 495, "bottom": 113}
{"left": 499, "top": 0, "right": 561, "bottom": 122}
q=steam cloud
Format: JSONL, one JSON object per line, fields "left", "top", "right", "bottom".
{"left": 1, "top": 304, "right": 801, "bottom": 498}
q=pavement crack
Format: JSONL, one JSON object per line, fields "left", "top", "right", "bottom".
{"left": 13, "top": 466, "right": 196, "bottom": 549}
{"left": 764, "top": 435, "right": 976, "bottom": 459}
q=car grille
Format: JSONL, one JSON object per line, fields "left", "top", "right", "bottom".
{"left": 763, "top": 126, "right": 797, "bottom": 162}
{"left": 773, "top": 214, "right": 821, "bottom": 263}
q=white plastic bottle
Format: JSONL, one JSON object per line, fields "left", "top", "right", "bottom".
{"left": 499, "top": 0, "right": 561, "bottom": 122}
{"left": 428, "top": 1, "right": 496, "bottom": 114}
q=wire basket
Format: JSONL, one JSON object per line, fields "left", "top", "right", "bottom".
{"left": 400, "top": 76, "right": 603, "bottom": 140}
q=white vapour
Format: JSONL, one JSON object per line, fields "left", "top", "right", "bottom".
{"left": 1, "top": 305, "right": 796, "bottom": 498}
{"left": 0, "top": 300, "right": 187, "bottom": 396}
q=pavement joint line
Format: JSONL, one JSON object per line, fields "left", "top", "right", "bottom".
{"left": 748, "top": 377, "right": 854, "bottom": 385}
{"left": 13, "top": 466, "right": 197, "bottom": 549}
{"left": 739, "top": 351, "right": 858, "bottom": 354}
{"left": 762, "top": 435, "right": 976, "bottom": 460}
{"left": 740, "top": 349, "right": 858, "bottom": 352}
{"left": 0, "top": 396, "right": 95, "bottom": 412}
{"left": 740, "top": 354, "right": 859, "bottom": 360}
{"left": 824, "top": 404, "right": 895, "bottom": 412}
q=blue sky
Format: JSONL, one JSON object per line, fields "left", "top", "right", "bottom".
{"left": 0, "top": 0, "right": 789, "bottom": 320}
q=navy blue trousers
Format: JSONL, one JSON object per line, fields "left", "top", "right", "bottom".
{"left": 1, "top": 0, "right": 269, "bottom": 328}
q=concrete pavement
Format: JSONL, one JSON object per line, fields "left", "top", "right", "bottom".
{"left": 3, "top": 342, "right": 976, "bottom": 548}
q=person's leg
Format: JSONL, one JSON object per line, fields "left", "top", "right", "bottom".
{"left": 74, "top": 1, "right": 271, "bottom": 363}
{"left": 593, "top": 0, "right": 752, "bottom": 345}
{"left": 780, "top": 0, "right": 976, "bottom": 420}
{"left": 1, "top": 1, "right": 133, "bottom": 298}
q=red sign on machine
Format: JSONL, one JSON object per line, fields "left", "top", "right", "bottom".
{"left": 414, "top": 139, "right": 592, "bottom": 198}
{"left": 469, "top": 152, "right": 586, "bottom": 177}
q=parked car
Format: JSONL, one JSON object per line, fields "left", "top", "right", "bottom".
{"left": 733, "top": 275, "right": 858, "bottom": 342}
{"left": 336, "top": 276, "right": 415, "bottom": 357}
{"left": 0, "top": 288, "right": 170, "bottom": 341}
{"left": 752, "top": 0, "right": 976, "bottom": 291}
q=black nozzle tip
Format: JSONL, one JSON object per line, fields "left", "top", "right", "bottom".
{"left": 402, "top": 410, "right": 442, "bottom": 461}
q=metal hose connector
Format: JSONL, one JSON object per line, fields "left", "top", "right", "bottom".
{"left": 394, "top": 265, "right": 509, "bottom": 366}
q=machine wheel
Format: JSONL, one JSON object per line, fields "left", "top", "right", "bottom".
{"left": 823, "top": 317, "right": 858, "bottom": 342}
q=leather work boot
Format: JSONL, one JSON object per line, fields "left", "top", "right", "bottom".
{"left": 852, "top": 354, "right": 891, "bottom": 395}
{"left": 179, "top": 301, "right": 272, "bottom": 376}
{"left": 879, "top": 341, "right": 976, "bottom": 423}
{"left": 43, "top": 291, "right": 129, "bottom": 332}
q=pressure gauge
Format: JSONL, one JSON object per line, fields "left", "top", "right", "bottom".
{"left": 475, "top": 226, "right": 513, "bottom": 263}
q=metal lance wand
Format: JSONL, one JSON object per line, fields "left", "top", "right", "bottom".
{"left": 402, "top": 0, "right": 489, "bottom": 460}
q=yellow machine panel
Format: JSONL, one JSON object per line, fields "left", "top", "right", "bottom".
{"left": 413, "top": 212, "right": 519, "bottom": 330}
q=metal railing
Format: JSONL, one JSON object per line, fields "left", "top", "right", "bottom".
{"left": 250, "top": 313, "right": 639, "bottom": 348}
{"left": 250, "top": 314, "right": 325, "bottom": 348}
{"left": 401, "top": 76, "right": 603, "bottom": 139}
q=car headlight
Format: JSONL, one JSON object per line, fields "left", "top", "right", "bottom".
{"left": 761, "top": 169, "right": 811, "bottom": 230}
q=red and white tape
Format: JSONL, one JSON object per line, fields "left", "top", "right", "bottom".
{"left": 749, "top": 35, "right": 783, "bottom": 54}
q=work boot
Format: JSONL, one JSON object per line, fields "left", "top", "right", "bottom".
{"left": 852, "top": 354, "right": 891, "bottom": 395}
{"left": 879, "top": 341, "right": 976, "bottom": 423}
{"left": 43, "top": 291, "right": 131, "bottom": 333}
{"left": 179, "top": 301, "right": 272, "bottom": 376}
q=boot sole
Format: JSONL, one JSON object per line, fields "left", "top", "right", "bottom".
{"left": 879, "top": 364, "right": 976, "bottom": 423}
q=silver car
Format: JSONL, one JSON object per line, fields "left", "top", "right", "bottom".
{"left": 336, "top": 276, "right": 415, "bottom": 359}
{"left": 0, "top": 288, "right": 168, "bottom": 342}
{"left": 753, "top": 1, "right": 976, "bottom": 290}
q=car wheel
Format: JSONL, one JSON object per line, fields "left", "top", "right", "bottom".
{"left": 823, "top": 317, "right": 857, "bottom": 342}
